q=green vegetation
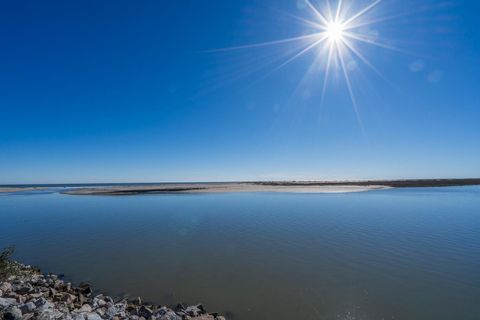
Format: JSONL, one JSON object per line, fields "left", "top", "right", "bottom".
{"left": 0, "top": 246, "right": 15, "bottom": 281}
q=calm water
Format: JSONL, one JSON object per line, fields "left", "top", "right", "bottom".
{"left": 1, "top": 187, "right": 479, "bottom": 320}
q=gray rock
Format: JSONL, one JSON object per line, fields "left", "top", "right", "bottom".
{"left": 72, "top": 314, "right": 85, "bottom": 320}
{"left": 19, "top": 302, "right": 36, "bottom": 314}
{"left": 4, "top": 292, "right": 17, "bottom": 299}
{"left": 0, "top": 297, "right": 17, "bottom": 309}
{"left": 28, "top": 293, "right": 44, "bottom": 299}
{"left": 85, "top": 312, "right": 103, "bottom": 320}
{"left": 34, "top": 297, "right": 47, "bottom": 308}
{"left": 78, "top": 304, "right": 92, "bottom": 313}
{"left": 185, "top": 305, "right": 202, "bottom": 317}
{"left": 78, "top": 294, "right": 87, "bottom": 305}
{"left": 105, "top": 306, "right": 117, "bottom": 318}
{"left": 61, "top": 293, "right": 77, "bottom": 304}
{"left": 138, "top": 305, "right": 153, "bottom": 318}
{"left": 14, "top": 283, "right": 33, "bottom": 295}
{"left": 92, "top": 296, "right": 106, "bottom": 308}
{"left": 114, "top": 302, "right": 126, "bottom": 314}
{"left": 22, "top": 313, "right": 35, "bottom": 320}
{"left": 96, "top": 307, "right": 106, "bottom": 317}
{"left": 53, "top": 280, "right": 64, "bottom": 290}
{"left": 64, "top": 282, "right": 72, "bottom": 292}
{"left": 4, "top": 306, "right": 22, "bottom": 320}
{"left": 16, "top": 295, "right": 26, "bottom": 304}
{"left": 36, "top": 300, "right": 55, "bottom": 313}
{"left": 0, "top": 282, "right": 13, "bottom": 293}
{"left": 157, "top": 310, "right": 181, "bottom": 320}
{"left": 37, "top": 309, "right": 63, "bottom": 320}
{"left": 79, "top": 283, "right": 92, "bottom": 296}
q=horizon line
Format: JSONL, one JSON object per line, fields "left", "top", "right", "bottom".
{"left": 2, "top": 177, "right": 480, "bottom": 187}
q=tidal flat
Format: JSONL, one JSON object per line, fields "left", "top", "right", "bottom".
{"left": 57, "top": 178, "right": 480, "bottom": 195}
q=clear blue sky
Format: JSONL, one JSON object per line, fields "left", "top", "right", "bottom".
{"left": 0, "top": 0, "right": 479, "bottom": 184}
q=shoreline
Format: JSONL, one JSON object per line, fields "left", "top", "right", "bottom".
{"left": 61, "top": 178, "right": 480, "bottom": 196}
{"left": 0, "top": 260, "right": 224, "bottom": 320}
{"left": 62, "top": 183, "right": 389, "bottom": 196}
{"left": 0, "top": 187, "right": 47, "bottom": 194}
{"left": 0, "top": 179, "right": 479, "bottom": 195}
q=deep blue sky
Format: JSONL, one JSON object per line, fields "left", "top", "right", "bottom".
{"left": 0, "top": 0, "right": 479, "bottom": 184}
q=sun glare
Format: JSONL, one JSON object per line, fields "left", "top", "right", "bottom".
{"left": 326, "top": 21, "right": 345, "bottom": 43}
{"left": 212, "top": 0, "right": 399, "bottom": 133}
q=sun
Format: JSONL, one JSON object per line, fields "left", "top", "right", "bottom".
{"left": 326, "top": 21, "right": 345, "bottom": 43}
{"left": 210, "top": 0, "right": 395, "bottom": 133}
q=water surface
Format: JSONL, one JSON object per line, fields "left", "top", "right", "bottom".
{"left": 1, "top": 187, "right": 479, "bottom": 319}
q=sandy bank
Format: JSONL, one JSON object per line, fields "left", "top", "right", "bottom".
{"left": 0, "top": 187, "right": 47, "bottom": 194}
{"left": 63, "top": 183, "right": 389, "bottom": 195}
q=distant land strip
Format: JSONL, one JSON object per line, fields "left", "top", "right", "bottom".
{"left": 1, "top": 179, "right": 479, "bottom": 195}
{"left": 253, "top": 178, "right": 480, "bottom": 188}
{"left": 61, "top": 178, "right": 480, "bottom": 195}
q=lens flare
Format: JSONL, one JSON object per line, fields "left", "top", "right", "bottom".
{"left": 208, "top": 0, "right": 409, "bottom": 133}
{"left": 326, "top": 21, "right": 345, "bottom": 43}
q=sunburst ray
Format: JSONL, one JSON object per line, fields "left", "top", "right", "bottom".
{"left": 207, "top": 0, "right": 413, "bottom": 132}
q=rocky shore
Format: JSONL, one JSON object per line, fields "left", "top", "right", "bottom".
{"left": 0, "top": 262, "right": 225, "bottom": 320}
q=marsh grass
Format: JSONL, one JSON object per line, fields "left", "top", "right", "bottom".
{"left": 0, "top": 246, "right": 15, "bottom": 281}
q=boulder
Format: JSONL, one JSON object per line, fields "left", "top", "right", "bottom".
{"left": 61, "top": 293, "right": 77, "bottom": 304}
{"left": 85, "top": 312, "right": 103, "bottom": 320}
{"left": 4, "top": 292, "right": 17, "bottom": 300}
{"left": 96, "top": 307, "right": 106, "bottom": 317}
{"left": 92, "top": 296, "right": 106, "bottom": 308}
{"left": 72, "top": 314, "right": 85, "bottom": 320}
{"left": 28, "top": 293, "right": 44, "bottom": 299}
{"left": 3, "top": 306, "right": 22, "bottom": 320}
{"left": 0, "top": 297, "right": 16, "bottom": 309}
{"left": 36, "top": 300, "right": 55, "bottom": 313}
{"left": 105, "top": 306, "right": 117, "bottom": 318}
{"left": 33, "top": 297, "right": 47, "bottom": 308}
{"left": 156, "top": 309, "right": 181, "bottom": 320}
{"left": 185, "top": 305, "right": 203, "bottom": 317}
{"left": 19, "top": 302, "right": 36, "bottom": 314}
{"left": 13, "top": 283, "right": 33, "bottom": 295}
{"left": 0, "top": 282, "right": 13, "bottom": 293}
{"left": 76, "top": 283, "right": 92, "bottom": 297}
{"left": 22, "top": 313, "right": 35, "bottom": 320}
{"left": 16, "top": 295, "right": 26, "bottom": 304}
{"left": 37, "top": 309, "right": 63, "bottom": 320}
{"left": 138, "top": 305, "right": 153, "bottom": 318}
{"left": 114, "top": 302, "right": 126, "bottom": 314}
{"left": 78, "top": 304, "right": 92, "bottom": 313}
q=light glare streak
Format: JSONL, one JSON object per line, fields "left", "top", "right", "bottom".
{"left": 211, "top": 0, "right": 411, "bottom": 132}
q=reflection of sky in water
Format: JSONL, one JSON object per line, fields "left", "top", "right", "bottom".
{"left": 1, "top": 187, "right": 479, "bottom": 320}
